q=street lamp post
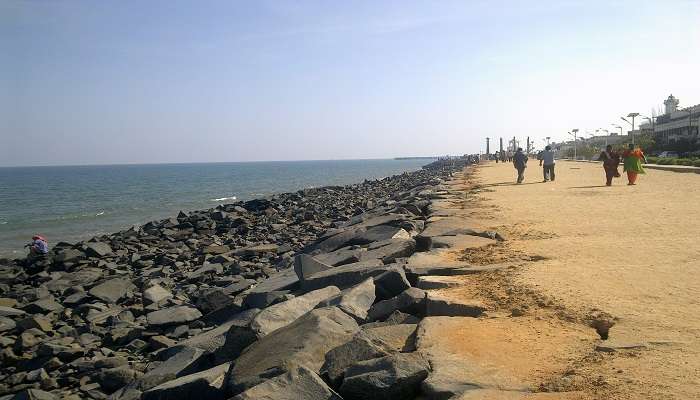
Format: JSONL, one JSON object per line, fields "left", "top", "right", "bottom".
{"left": 597, "top": 129, "right": 609, "bottom": 146}
{"left": 621, "top": 113, "right": 639, "bottom": 145}
{"left": 569, "top": 129, "right": 579, "bottom": 160}
{"left": 623, "top": 112, "right": 639, "bottom": 145}
{"left": 613, "top": 124, "right": 623, "bottom": 136}
{"left": 641, "top": 115, "right": 656, "bottom": 133}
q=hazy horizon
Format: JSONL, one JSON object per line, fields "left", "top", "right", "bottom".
{"left": 0, "top": 155, "right": 439, "bottom": 168}
{"left": 3, "top": 0, "right": 699, "bottom": 167}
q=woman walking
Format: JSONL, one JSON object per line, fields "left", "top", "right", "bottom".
{"left": 622, "top": 144, "right": 647, "bottom": 185}
{"left": 599, "top": 145, "right": 620, "bottom": 186}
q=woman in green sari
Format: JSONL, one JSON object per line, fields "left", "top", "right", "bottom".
{"left": 622, "top": 143, "right": 647, "bottom": 185}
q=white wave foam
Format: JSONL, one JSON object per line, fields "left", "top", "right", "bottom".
{"left": 211, "top": 196, "right": 237, "bottom": 202}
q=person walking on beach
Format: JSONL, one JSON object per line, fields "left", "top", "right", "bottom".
{"left": 513, "top": 147, "right": 528, "bottom": 184}
{"left": 622, "top": 144, "right": 647, "bottom": 185}
{"left": 538, "top": 145, "right": 556, "bottom": 182}
{"left": 599, "top": 145, "right": 621, "bottom": 186}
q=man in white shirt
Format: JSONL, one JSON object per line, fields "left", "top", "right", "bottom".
{"left": 538, "top": 145, "right": 556, "bottom": 182}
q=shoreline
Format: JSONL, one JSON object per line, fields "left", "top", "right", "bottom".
{"left": 0, "top": 158, "right": 430, "bottom": 259}
{"left": 0, "top": 156, "right": 488, "bottom": 399}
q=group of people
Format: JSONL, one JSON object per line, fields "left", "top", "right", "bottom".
{"left": 510, "top": 143, "right": 647, "bottom": 186}
{"left": 511, "top": 146, "right": 556, "bottom": 184}
{"left": 493, "top": 150, "right": 515, "bottom": 163}
{"left": 599, "top": 143, "right": 647, "bottom": 186}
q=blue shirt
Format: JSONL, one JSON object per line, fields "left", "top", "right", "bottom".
{"left": 33, "top": 239, "right": 49, "bottom": 254}
{"left": 540, "top": 150, "right": 555, "bottom": 165}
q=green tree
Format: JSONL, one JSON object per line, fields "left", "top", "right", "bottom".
{"left": 635, "top": 132, "right": 656, "bottom": 153}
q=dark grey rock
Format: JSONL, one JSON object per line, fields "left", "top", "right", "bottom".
{"left": 222, "top": 279, "right": 256, "bottom": 295}
{"left": 311, "top": 228, "right": 366, "bottom": 253}
{"left": 22, "top": 298, "right": 63, "bottom": 314}
{"left": 338, "top": 353, "right": 429, "bottom": 400}
{"left": 250, "top": 286, "right": 340, "bottom": 337}
{"left": 243, "top": 290, "right": 291, "bottom": 310}
{"left": 300, "top": 260, "right": 385, "bottom": 292}
{"left": 16, "top": 315, "right": 52, "bottom": 332}
{"left": 136, "top": 346, "right": 205, "bottom": 390}
{"left": 89, "top": 278, "right": 135, "bottom": 303}
{"left": 95, "top": 366, "right": 143, "bottom": 393}
{"left": 321, "top": 336, "right": 392, "bottom": 387}
{"left": 10, "top": 389, "right": 57, "bottom": 400}
{"left": 85, "top": 242, "right": 114, "bottom": 257}
{"left": 244, "top": 269, "right": 298, "bottom": 302}
{"left": 359, "top": 239, "right": 415, "bottom": 264}
{"left": 181, "top": 308, "right": 260, "bottom": 360}
{"left": 349, "top": 225, "right": 407, "bottom": 245}
{"left": 293, "top": 254, "right": 332, "bottom": 283}
{"left": 141, "top": 362, "right": 231, "bottom": 400}
{"left": 362, "top": 311, "right": 420, "bottom": 329}
{"left": 53, "top": 248, "right": 84, "bottom": 263}
{"left": 373, "top": 266, "right": 411, "bottom": 301}
{"left": 317, "top": 278, "right": 375, "bottom": 322}
{"left": 143, "top": 284, "right": 173, "bottom": 305}
{"left": 195, "top": 288, "right": 234, "bottom": 314}
{"left": 0, "top": 316, "right": 16, "bottom": 332}
{"left": 226, "top": 307, "right": 359, "bottom": 396}
{"left": 314, "top": 246, "right": 363, "bottom": 267}
{"left": 361, "top": 323, "right": 418, "bottom": 352}
{"left": 0, "top": 306, "right": 26, "bottom": 317}
{"left": 199, "top": 308, "right": 258, "bottom": 364}
{"left": 147, "top": 306, "right": 203, "bottom": 327}
{"left": 232, "top": 365, "right": 342, "bottom": 400}
{"left": 367, "top": 288, "right": 426, "bottom": 322}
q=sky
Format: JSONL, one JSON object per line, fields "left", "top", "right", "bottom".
{"left": 2, "top": 0, "right": 699, "bottom": 166}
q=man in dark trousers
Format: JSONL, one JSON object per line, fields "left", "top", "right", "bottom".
{"left": 538, "top": 145, "right": 556, "bottom": 182}
{"left": 513, "top": 147, "right": 528, "bottom": 183}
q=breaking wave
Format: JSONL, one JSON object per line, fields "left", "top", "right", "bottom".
{"left": 210, "top": 196, "right": 237, "bottom": 202}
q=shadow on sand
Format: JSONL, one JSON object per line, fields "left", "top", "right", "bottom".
{"left": 480, "top": 181, "right": 544, "bottom": 187}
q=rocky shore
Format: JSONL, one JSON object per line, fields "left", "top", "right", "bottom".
{"left": 0, "top": 157, "right": 496, "bottom": 400}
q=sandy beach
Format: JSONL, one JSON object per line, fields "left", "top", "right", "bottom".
{"left": 439, "top": 160, "right": 700, "bottom": 399}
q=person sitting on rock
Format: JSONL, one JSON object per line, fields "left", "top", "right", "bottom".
{"left": 25, "top": 235, "right": 49, "bottom": 256}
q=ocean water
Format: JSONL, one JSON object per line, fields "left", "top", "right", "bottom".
{"left": 0, "top": 159, "right": 430, "bottom": 258}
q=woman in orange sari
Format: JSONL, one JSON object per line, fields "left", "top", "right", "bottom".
{"left": 622, "top": 144, "right": 647, "bottom": 185}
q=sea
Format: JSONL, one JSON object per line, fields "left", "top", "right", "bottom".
{"left": 0, "top": 159, "right": 431, "bottom": 258}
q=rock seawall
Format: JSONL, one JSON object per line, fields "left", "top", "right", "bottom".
{"left": 0, "top": 157, "right": 493, "bottom": 400}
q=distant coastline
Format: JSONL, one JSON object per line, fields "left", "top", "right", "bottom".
{"left": 393, "top": 156, "right": 438, "bottom": 160}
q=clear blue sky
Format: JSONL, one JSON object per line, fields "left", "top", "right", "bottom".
{"left": 2, "top": 0, "right": 699, "bottom": 166}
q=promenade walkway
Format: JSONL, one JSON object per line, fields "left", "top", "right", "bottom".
{"left": 421, "top": 161, "right": 700, "bottom": 399}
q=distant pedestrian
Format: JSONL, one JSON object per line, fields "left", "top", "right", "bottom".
{"left": 599, "top": 145, "right": 621, "bottom": 186}
{"left": 622, "top": 144, "right": 647, "bottom": 185}
{"left": 25, "top": 235, "right": 49, "bottom": 257}
{"left": 513, "top": 147, "right": 528, "bottom": 183}
{"left": 538, "top": 145, "right": 556, "bottom": 182}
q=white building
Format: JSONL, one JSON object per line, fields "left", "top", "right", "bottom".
{"left": 639, "top": 94, "right": 700, "bottom": 145}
